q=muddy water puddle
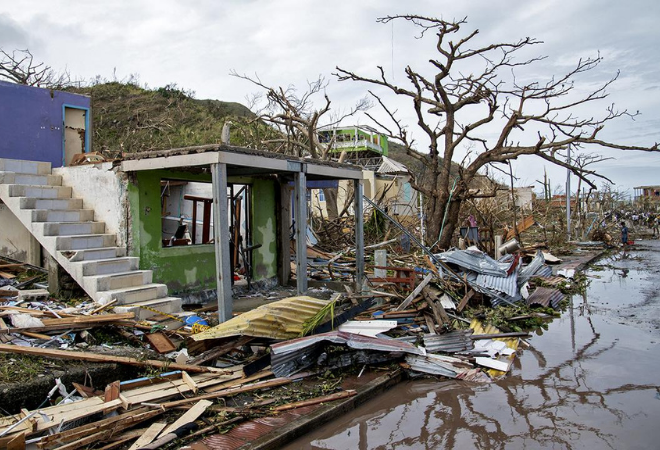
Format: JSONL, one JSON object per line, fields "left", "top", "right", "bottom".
{"left": 284, "top": 242, "right": 660, "bottom": 449}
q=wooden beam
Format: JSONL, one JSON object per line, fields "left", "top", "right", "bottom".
{"left": 457, "top": 289, "right": 475, "bottom": 312}
{"left": 273, "top": 390, "right": 357, "bottom": 412}
{"left": 395, "top": 273, "right": 433, "bottom": 311}
{"left": 212, "top": 162, "right": 233, "bottom": 323}
{"left": 161, "top": 377, "right": 292, "bottom": 409}
{"left": 294, "top": 170, "right": 308, "bottom": 294}
{"left": 127, "top": 422, "right": 167, "bottom": 450}
{"left": 0, "top": 344, "right": 225, "bottom": 374}
{"left": 159, "top": 400, "right": 212, "bottom": 437}
{"left": 354, "top": 179, "right": 364, "bottom": 289}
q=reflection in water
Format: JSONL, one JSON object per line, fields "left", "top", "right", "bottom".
{"left": 285, "top": 244, "right": 660, "bottom": 450}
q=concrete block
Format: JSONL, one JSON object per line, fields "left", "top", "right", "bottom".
{"left": 98, "top": 284, "right": 169, "bottom": 305}
{"left": 41, "top": 222, "right": 105, "bottom": 236}
{"left": 0, "top": 172, "right": 62, "bottom": 186}
{"left": 63, "top": 247, "right": 126, "bottom": 262}
{"left": 0, "top": 158, "right": 51, "bottom": 175}
{"left": 8, "top": 185, "right": 72, "bottom": 199}
{"left": 90, "top": 270, "right": 153, "bottom": 292}
{"left": 20, "top": 198, "right": 83, "bottom": 210}
{"left": 81, "top": 257, "right": 139, "bottom": 276}
{"left": 32, "top": 209, "right": 95, "bottom": 223}
{"left": 55, "top": 234, "right": 116, "bottom": 250}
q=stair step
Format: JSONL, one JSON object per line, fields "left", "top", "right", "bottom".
{"left": 89, "top": 270, "right": 153, "bottom": 292}
{"left": 20, "top": 197, "right": 83, "bottom": 210}
{"left": 40, "top": 221, "right": 105, "bottom": 236}
{"left": 0, "top": 158, "right": 51, "bottom": 175}
{"left": 56, "top": 234, "right": 116, "bottom": 250}
{"left": 32, "top": 209, "right": 95, "bottom": 223}
{"left": 114, "top": 297, "right": 183, "bottom": 320}
{"left": 9, "top": 184, "right": 72, "bottom": 199}
{"left": 97, "top": 284, "right": 169, "bottom": 305}
{"left": 82, "top": 257, "right": 139, "bottom": 276}
{"left": 0, "top": 172, "right": 62, "bottom": 186}
{"left": 62, "top": 247, "right": 127, "bottom": 262}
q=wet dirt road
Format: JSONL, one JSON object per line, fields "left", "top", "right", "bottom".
{"left": 283, "top": 240, "right": 660, "bottom": 449}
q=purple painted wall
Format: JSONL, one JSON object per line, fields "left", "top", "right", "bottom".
{"left": 0, "top": 81, "right": 90, "bottom": 167}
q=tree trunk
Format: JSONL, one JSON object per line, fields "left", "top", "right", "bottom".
{"left": 323, "top": 187, "right": 339, "bottom": 220}
{"left": 424, "top": 188, "right": 463, "bottom": 251}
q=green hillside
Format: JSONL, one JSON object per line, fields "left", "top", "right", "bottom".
{"left": 67, "top": 82, "right": 271, "bottom": 155}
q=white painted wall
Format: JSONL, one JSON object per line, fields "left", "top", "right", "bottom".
{"left": 53, "top": 162, "right": 128, "bottom": 247}
{"left": 0, "top": 203, "right": 41, "bottom": 265}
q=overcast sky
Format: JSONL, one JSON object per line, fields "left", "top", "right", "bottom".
{"left": 1, "top": 0, "right": 658, "bottom": 197}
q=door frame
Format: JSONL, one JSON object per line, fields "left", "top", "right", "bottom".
{"left": 62, "top": 104, "right": 90, "bottom": 166}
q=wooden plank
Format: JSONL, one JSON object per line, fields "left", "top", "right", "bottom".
{"left": 144, "top": 332, "right": 176, "bottom": 354}
{"left": 37, "top": 408, "right": 161, "bottom": 449}
{"left": 395, "top": 273, "right": 433, "bottom": 311}
{"left": 273, "top": 390, "right": 356, "bottom": 411}
{"left": 0, "top": 343, "right": 224, "bottom": 373}
{"left": 187, "top": 335, "right": 253, "bottom": 365}
{"left": 182, "top": 371, "right": 198, "bottom": 394}
{"left": 127, "top": 422, "right": 167, "bottom": 450}
{"left": 159, "top": 400, "right": 212, "bottom": 437}
{"left": 6, "top": 432, "right": 25, "bottom": 450}
{"left": 71, "top": 382, "right": 94, "bottom": 399}
{"left": 0, "top": 271, "right": 16, "bottom": 279}
{"left": 41, "top": 312, "right": 134, "bottom": 326}
{"left": 424, "top": 314, "right": 437, "bottom": 334}
{"left": 162, "top": 377, "right": 292, "bottom": 409}
{"left": 457, "top": 289, "right": 475, "bottom": 312}
{"left": 423, "top": 288, "right": 450, "bottom": 326}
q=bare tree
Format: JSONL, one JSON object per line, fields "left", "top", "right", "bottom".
{"left": 336, "top": 15, "right": 658, "bottom": 250}
{"left": 0, "top": 49, "right": 70, "bottom": 88}
{"left": 230, "top": 71, "right": 369, "bottom": 219}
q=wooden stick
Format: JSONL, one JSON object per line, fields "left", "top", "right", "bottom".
{"left": 273, "top": 390, "right": 357, "bottom": 411}
{"left": 161, "top": 377, "right": 292, "bottom": 408}
{"left": 395, "top": 273, "right": 433, "bottom": 311}
{"left": 89, "top": 300, "right": 117, "bottom": 315}
{"left": 0, "top": 343, "right": 224, "bottom": 374}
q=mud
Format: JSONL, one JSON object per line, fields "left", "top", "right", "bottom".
{"left": 284, "top": 240, "right": 660, "bottom": 449}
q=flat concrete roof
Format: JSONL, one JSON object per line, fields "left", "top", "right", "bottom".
{"left": 120, "top": 144, "right": 364, "bottom": 180}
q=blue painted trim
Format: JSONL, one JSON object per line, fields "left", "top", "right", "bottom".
{"left": 61, "top": 104, "right": 91, "bottom": 166}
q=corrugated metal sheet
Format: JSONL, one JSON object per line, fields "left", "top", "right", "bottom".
{"left": 191, "top": 296, "right": 331, "bottom": 342}
{"left": 526, "top": 287, "right": 565, "bottom": 309}
{"left": 475, "top": 270, "right": 519, "bottom": 297}
{"left": 270, "top": 331, "right": 425, "bottom": 377}
{"left": 470, "top": 318, "right": 519, "bottom": 379}
{"left": 422, "top": 330, "right": 474, "bottom": 354}
{"left": 377, "top": 155, "right": 409, "bottom": 174}
{"left": 434, "top": 249, "right": 513, "bottom": 277}
{"left": 405, "top": 353, "right": 474, "bottom": 378}
{"left": 337, "top": 320, "right": 398, "bottom": 337}
{"left": 518, "top": 250, "right": 546, "bottom": 286}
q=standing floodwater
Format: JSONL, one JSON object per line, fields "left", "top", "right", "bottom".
{"left": 284, "top": 241, "right": 660, "bottom": 449}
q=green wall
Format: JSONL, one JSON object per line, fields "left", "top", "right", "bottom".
{"left": 128, "top": 170, "right": 278, "bottom": 298}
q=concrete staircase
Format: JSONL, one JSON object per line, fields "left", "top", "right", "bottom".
{"left": 0, "top": 158, "right": 182, "bottom": 320}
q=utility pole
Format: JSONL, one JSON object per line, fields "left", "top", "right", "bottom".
{"left": 566, "top": 145, "right": 571, "bottom": 241}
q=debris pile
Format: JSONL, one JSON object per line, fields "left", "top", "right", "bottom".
{"left": 0, "top": 242, "right": 583, "bottom": 448}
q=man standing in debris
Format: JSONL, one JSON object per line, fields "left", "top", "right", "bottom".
{"left": 621, "top": 221, "right": 629, "bottom": 246}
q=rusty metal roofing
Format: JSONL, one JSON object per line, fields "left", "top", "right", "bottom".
{"left": 526, "top": 287, "right": 565, "bottom": 309}
{"left": 190, "top": 296, "right": 331, "bottom": 342}
{"left": 421, "top": 330, "right": 474, "bottom": 354}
